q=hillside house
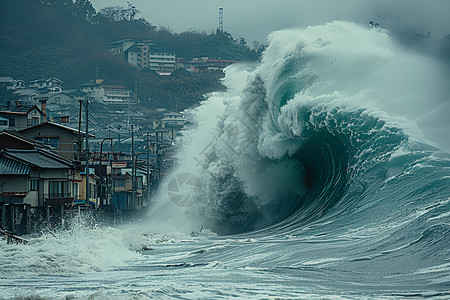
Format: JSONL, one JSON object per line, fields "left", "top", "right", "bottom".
{"left": 124, "top": 41, "right": 154, "bottom": 68}
{"left": 0, "top": 104, "right": 43, "bottom": 130}
{"left": 29, "top": 77, "right": 63, "bottom": 93}
{"left": 34, "top": 90, "right": 86, "bottom": 107}
{"left": 13, "top": 89, "right": 41, "bottom": 105}
{"left": 80, "top": 80, "right": 133, "bottom": 109}
{"left": 109, "top": 39, "right": 137, "bottom": 56}
{"left": 155, "top": 111, "right": 186, "bottom": 140}
{"left": 0, "top": 77, "right": 26, "bottom": 90}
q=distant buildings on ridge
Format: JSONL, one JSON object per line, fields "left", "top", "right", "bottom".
{"left": 109, "top": 39, "right": 240, "bottom": 74}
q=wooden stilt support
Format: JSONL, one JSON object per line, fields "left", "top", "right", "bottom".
{"left": 0, "top": 228, "right": 28, "bottom": 245}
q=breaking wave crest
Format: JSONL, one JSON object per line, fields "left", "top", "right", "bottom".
{"left": 154, "top": 21, "right": 449, "bottom": 240}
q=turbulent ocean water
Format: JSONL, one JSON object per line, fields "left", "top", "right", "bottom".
{"left": 1, "top": 21, "right": 449, "bottom": 299}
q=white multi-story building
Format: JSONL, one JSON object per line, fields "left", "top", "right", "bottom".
{"left": 80, "top": 80, "right": 133, "bottom": 107}
{"left": 160, "top": 111, "right": 185, "bottom": 126}
{"left": 110, "top": 39, "right": 176, "bottom": 75}
{"left": 149, "top": 48, "right": 176, "bottom": 75}
{"left": 102, "top": 84, "right": 132, "bottom": 106}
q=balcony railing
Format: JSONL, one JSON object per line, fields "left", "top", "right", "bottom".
{"left": 46, "top": 193, "right": 72, "bottom": 199}
{"left": 44, "top": 193, "right": 74, "bottom": 205}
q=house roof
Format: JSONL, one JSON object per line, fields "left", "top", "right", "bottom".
{"left": 0, "top": 130, "right": 46, "bottom": 149}
{"left": 0, "top": 156, "right": 31, "bottom": 175}
{"left": 64, "top": 89, "right": 86, "bottom": 96}
{"left": 35, "top": 91, "right": 82, "bottom": 99}
{"left": 102, "top": 84, "right": 127, "bottom": 90}
{"left": 1, "top": 149, "right": 73, "bottom": 170}
{"left": 80, "top": 80, "right": 99, "bottom": 88}
{"left": 0, "top": 77, "right": 14, "bottom": 83}
{"left": 0, "top": 105, "right": 43, "bottom": 115}
{"left": 18, "top": 121, "right": 95, "bottom": 137}
{"left": 125, "top": 43, "right": 140, "bottom": 53}
{"left": 109, "top": 39, "right": 137, "bottom": 45}
{"left": 13, "top": 89, "right": 40, "bottom": 96}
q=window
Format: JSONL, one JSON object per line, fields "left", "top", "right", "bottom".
{"left": 49, "top": 181, "right": 68, "bottom": 197}
{"left": 0, "top": 120, "right": 7, "bottom": 126}
{"left": 32, "top": 117, "right": 39, "bottom": 126}
{"left": 36, "top": 137, "right": 59, "bottom": 149}
{"left": 30, "top": 179, "right": 38, "bottom": 191}
{"left": 115, "top": 178, "right": 125, "bottom": 187}
{"left": 72, "top": 182, "right": 79, "bottom": 198}
{"left": 8, "top": 118, "right": 15, "bottom": 127}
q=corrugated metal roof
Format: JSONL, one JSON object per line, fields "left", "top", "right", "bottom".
{"left": 5, "top": 150, "right": 72, "bottom": 169}
{"left": 0, "top": 157, "right": 31, "bottom": 175}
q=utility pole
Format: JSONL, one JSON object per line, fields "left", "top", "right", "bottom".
{"left": 146, "top": 132, "right": 150, "bottom": 205}
{"left": 85, "top": 98, "right": 90, "bottom": 206}
{"left": 78, "top": 99, "right": 82, "bottom": 160}
{"left": 131, "top": 124, "right": 135, "bottom": 209}
{"left": 99, "top": 138, "right": 112, "bottom": 206}
{"left": 135, "top": 152, "right": 144, "bottom": 208}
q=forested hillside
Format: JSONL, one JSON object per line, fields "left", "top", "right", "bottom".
{"left": 0, "top": 0, "right": 259, "bottom": 110}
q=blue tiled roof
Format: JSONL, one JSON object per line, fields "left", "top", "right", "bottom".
{"left": 0, "top": 157, "right": 31, "bottom": 175}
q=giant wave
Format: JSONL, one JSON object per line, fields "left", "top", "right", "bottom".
{"left": 150, "top": 21, "right": 450, "bottom": 295}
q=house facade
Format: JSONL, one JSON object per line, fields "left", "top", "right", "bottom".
{"left": 13, "top": 89, "right": 41, "bottom": 105}
{"left": 18, "top": 122, "right": 92, "bottom": 161}
{"left": 0, "top": 77, "right": 26, "bottom": 90}
{"left": 80, "top": 80, "right": 133, "bottom": 108}
{"left": 77, "top": 171, "right": 98, "bottom": 206}
{"left": 28, "top": 77, "right": 63, "bottom": 93}
{"left": 102, "top": 84, "right": 132, "bottom": 106}
{"left": 111, "top": 171, "right": 143, "bottom": 210}
{"left": 155, "top": 111, "right": 186, "bottom": 140}
{"left": 109, "top": 39, "right": 136, "bottom": 56}
{"left": 34, "top": 90, "right": 85, "bottom": 107}
{"left": 0, "top": 105, "right": 43, "bottom": 130}
{"left": 0, "top": 149, "right": 75, "bottom": 207}
{"left": 149, "top": 48, "right": 176, "bottom": 75}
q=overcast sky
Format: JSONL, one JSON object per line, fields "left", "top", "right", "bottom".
{"left": 90, "top": 0, "right": 450, "bottom": 45}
